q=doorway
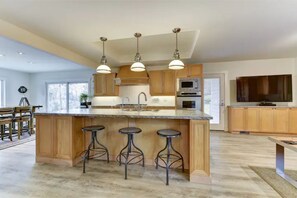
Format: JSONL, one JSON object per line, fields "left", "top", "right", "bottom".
{"left": 204, "top": 73, "right": 225, "bottom": 130}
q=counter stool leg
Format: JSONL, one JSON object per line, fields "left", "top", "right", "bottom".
{"left": 94, "top": 133, "right": 110, "bottom": 163}
{"left": 131, "top": 134, "right": 145, "bottom": 167}
{"left": 169, "top": 137, "right": 185, "bottom": 172}
{"left": 166, "top": 137, "right": 171, "bottom": 185}
{"left": 83, "top": 135, "right": 95, "bottom": 173}
{"left": 155, "top": 138, "right": 169, "bottom": 169}
{"left": 118, "top": 137, "right": 130, "bottom": 166}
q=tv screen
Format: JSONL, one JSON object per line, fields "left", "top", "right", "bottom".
{"left": 236, "top": 74, "right": 292, "bottom": 102}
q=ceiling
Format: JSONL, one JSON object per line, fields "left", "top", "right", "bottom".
{"left": 0, "top": 36, "right": 87, "bottom": 73}
{"left": 0, "top": 0, "right": 297, "bottom": 72}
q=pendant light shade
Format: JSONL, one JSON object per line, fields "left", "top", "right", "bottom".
{"left": 96, "top": 37, "right": 111, "bottom": 74}
{"left": 131, "top": 33, "right": 145, "bottom": 72}
{"left": 169, "top": 28, "right": 184, "bottom": 70}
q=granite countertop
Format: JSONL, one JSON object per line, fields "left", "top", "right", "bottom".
{"left": 34, "top": 108, "right": 212, "bottom": 120}
{"left": 228, "top": 105, "right": 297, "bottom": 108}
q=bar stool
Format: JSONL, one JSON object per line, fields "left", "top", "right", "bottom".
{"left": 82, "top": 125, "right": 109, "bottom": 173}
{"left": 155, "top": 129, "right": 184, "bottom": 185}
{"left": 117, "top": 127, "right": 144, "bottom": 179}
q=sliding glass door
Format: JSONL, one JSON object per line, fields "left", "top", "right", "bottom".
{"left": 0, "top": 80, "right": 5, "bottom": 107}
{"left": 47, "top": 82, "right": 88, "bottom": 111}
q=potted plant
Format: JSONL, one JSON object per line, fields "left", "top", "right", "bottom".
{"left": 80, "top": 93, "right": 91, "bottom": 108}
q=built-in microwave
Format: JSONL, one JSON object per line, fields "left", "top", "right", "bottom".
{"left": 179, "top": 78, "right": 200, "bottom": 93}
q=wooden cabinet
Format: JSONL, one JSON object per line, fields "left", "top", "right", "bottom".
{"left": 149, "top": 70, "right": 176, "bottom": 96}
{"left": 259, "top": 108, "right": 274, "bottom": 132}
{"left": 289, "top": 108, "right": 297, "bottom": 133}
{"left": 176, "top": 64, "right": 203, "bottom": 78}
{"left": 228, "top": 107, "right": 245, "bottom": 131}
{"left": 228, "top": 106, "right": 294, "bottom": 134}
{"left": 93, "top": 73, "right": 119, "bottom": 96}
{"left": 273, "top": 108, "right": 288, "bottom": 133}
{"left": 245, "top": 108, "right": 260, "bottom": 132}
{"left": 36, "top": 115, "right": 84, "bottom": 166}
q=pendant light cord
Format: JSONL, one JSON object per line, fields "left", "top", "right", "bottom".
{"left": 137, "top": 36, "right": 139, "bottom": 54}
{"left": 102, "top": 41, "right": 105, "bottom": 56}
{"left": 176, "top": 32, "right": 178, "bottom": 51}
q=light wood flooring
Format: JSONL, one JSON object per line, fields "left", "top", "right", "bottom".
{"left": 0, "top": 131, "right": 297, "bottom": 197}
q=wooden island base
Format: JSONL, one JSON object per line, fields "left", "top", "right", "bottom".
{"left": 36, "top": 115, "right": 210, "bottom": 184}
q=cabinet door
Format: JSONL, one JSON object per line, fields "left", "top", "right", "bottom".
{"left": 149, "top": 71, "right": 163, "bottom": 96}
{"left": 288, "top": 108, "right": 297, "bottom": 133}
{"left": 259, "top": 108, "right": 274, "bottom": 132}
{"left": 228, "top": 108, "right": 245, "bottom": 132}
{"left": 274, "top": 108, "right": 289, "bottom": 133}
{"left": 188, "top": 64, "right": 203, "bottom": 77}
{"left": 94, "top": 74, "right": 106, "bottom": 96}
{"left": 163, "top": 70, "right": 176, "bottom": 95}
{"left": 54, "top": 116, "right": 72, "bottom": 159}
{"left": 176, "top": 68, "right": 188, "bottom": 78}
{"left": 105, "top": 73, "right": 119, "bottom": 96}
{"left": 245, "top": 108, "right": 259, "bottom": 132}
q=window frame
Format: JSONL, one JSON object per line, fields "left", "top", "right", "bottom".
{"left": 46, "top": 81, "right": 89, "bottom": 111}
{"left": 0, "top": 78, "right": 6, "bottom": 107}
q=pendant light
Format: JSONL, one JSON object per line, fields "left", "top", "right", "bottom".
{"left": 169, "top": 28, "right": 184, "bottom": 70}
{"left": 96, "top": 37, "right": 111, "bottom": 74}
{"left": 131, "top": 33, "right": 145, "bottom": 72}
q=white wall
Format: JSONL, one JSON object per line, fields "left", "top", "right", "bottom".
{"left": 0, "top": 68, "right": 30, "bottom": 106}
{"left": 204, "top": 58, "right": 296, "bottom": 106}
{"left": 29, "top": 69, "right": 95, "bottom": 108}
{"left": 92, "top": 85, "right": 175, "bottom": 106}
{"left": 203, "top": 58, "right": 297, "bottom": 131}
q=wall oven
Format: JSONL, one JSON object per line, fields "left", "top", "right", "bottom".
{"left": 176, "top": 92, "right": 201, "bottom": 110}
{"left": 179, "top": 78, "right": 201, "bottom": 93}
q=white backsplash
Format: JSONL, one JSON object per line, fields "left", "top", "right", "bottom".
{"left": 92, "top": 85, "right": 175, "bottom": 106}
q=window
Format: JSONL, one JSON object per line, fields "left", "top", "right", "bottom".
{"left": 0, "top": 79, "right": 5, "bottom": 107}
{"left": 47, "top": 82, "right": 89, "bottom": 111}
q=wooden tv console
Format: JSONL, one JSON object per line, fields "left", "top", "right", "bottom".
{"left": 228, "top": 106, "right": 297, "bottom": 135}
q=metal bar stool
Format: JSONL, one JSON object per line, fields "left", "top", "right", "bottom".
{"left": 82, "top": 125, "right": 109, "bottom": 173}
{"left": 155, "top": 129, "right": 184, "bottom": 185}
{"left": 117, "top": 127, "right": 144, "bottom": 180}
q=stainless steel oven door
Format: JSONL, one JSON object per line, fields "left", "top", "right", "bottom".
{"left": 176, "top": 96, "right": 201, "bottom": 110}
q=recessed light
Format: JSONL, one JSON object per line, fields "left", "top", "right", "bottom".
{"left": 18, "top": 52, "right": 24, "bottom": 55}
{"left": 0, "top": 54, "right": 4, "bottom": 57}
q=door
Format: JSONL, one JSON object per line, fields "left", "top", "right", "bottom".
{"left": 259, "top": 108, "right": 274, "bottom": 132}
{"left": 163, "top": 70, "right": 176, "bottom": 95}
{"left": 204, "top": 73, "right": 225, "bottom": 130}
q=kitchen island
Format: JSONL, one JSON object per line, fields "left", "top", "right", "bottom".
{"left": 35, "top": 109, "right": 212, "bottom": 184}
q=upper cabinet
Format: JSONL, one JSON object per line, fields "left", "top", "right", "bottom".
{"left": 93, "top": 73, "right": 119, "bottom": 96}
{"left": 176, "top": 64, "right": 203, "bottom": 78}
{"left": 148, "top": 70, "right": 176, "bottom": 96}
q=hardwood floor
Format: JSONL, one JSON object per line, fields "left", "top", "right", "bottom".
{"left": 0, "top": 131, "right": 296, "bottom": 197}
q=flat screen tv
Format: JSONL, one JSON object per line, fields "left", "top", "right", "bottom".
{"left": 236, "top": 74, "right": 292, "bottom": 102}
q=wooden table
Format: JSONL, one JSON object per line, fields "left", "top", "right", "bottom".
{"left": 269, "top": 137, "right": 297, "bottom": 188}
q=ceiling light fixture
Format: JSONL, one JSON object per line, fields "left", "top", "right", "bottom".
{"left": 96, "top": 37, "right": 111, "bottom": 74}
{"left": 169, "top": 28, "right": 184, "bottom": 70}
{"left": 18, "top": 52, "right": 24, "bottom": 55}
{"left": 131, "top": 33, "right": 145, "bottom": 72}
{"left": 0, "top": 54, "right": 4, "bottom": 57}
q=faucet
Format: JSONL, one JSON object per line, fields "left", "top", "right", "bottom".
{"left": 121, "top": 97, "right": 130, "bottom": 110}
{"left": 138, "top": 92, "right": 147, "bottom": 111}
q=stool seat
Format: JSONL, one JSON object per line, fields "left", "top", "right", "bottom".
{"left": 119, "top": 127, "right": 142, "bottom": 134}
{"left": 157, "top": 129, "right": 181, "bottom": 137}
{"left": 82, "top": 125, "right": 105, "bottom": 132}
